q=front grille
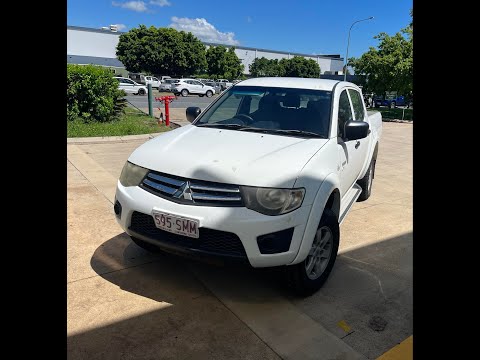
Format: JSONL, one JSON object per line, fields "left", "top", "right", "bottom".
{"left": 129, "top": 211, "right": 247, "bottom": 258}
{"left": 140, "top": 170, "right": 243, "bottom": 207}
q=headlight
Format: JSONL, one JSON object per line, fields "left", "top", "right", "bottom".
{"left": 119, "top": 161, "right": 148, "bottom": 187}
{"left": 240, "top": 186, "right": 305, "bottom": 216}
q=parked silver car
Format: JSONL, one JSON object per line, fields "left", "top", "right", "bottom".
{"left": 204, "top": 81, "right": 222, "bottom": 94}
{"left": 158, "top": 78, "right": 178, "bottom": 92}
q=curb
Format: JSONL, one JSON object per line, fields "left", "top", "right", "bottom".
{"left": 382, "top": 119, "right": 413, "bottom": 124}
{"left": 67, "top": 121, "right": 186, "bottom": 144}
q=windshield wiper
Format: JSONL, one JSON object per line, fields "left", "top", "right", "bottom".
{"left": 196, "top": 123, "right": 247, "bottom": 129}
{"left": 273, "top": 129, "right": 325, "bottom": 138}
{"left": 240, "top": 128, "right": 325, "bottom": 138}
{"left": 196, "top": 124, "right": 325, "bottom": 138}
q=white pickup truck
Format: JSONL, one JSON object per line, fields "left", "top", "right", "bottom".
{"left": 114, "top": 77, "right": 382, "bottom": 295}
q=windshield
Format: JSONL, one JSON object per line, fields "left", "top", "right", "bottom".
{"left": 194, "top": 86, "right": 332, "bottom": 138}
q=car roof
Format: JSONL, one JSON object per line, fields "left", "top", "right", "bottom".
{"left": 236, "top": 77, "right": 344, "bottom": 91}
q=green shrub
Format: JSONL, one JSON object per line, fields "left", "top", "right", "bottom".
{"left": 67, "top": 64, "right": 126, "bottom": 122}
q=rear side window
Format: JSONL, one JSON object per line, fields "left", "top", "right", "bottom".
{"left": 348, "top": 89, "right": 365, "bottom": 121}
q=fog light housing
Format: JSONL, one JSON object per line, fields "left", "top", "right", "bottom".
{"left": 257, "top": 228, "right": 294, "bottom": 254}
{"left": 114, "top": 199, "right": 122, "bottom": 219}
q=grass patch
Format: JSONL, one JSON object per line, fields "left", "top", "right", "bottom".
{"left": 67, "top": 107, "right": 171, "bottom": 137}
{"left": 371, "top": 107, "right": 413, "bottom": 121}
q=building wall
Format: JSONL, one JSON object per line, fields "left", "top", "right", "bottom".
{"left": 67, "top": 26, "right": 344, "bottom": 76}
{"left": 68, "top": 28, "right": 120, "bottom": 59}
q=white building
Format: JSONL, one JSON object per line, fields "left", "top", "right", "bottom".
{"left": 67, "top": 25, "right": 344, "bottom": 76}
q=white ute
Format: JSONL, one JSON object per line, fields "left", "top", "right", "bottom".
{"left": 114, "top": 77, "right": 382, "bottom": 295}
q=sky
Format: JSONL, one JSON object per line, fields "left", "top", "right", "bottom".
{"left": 67, "top": 0, "right": 412, "bottom": 59}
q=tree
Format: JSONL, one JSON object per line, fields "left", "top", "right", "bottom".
{"left": 279, "top": 56, "right": 320, "bottom": 78}
{"left": 206, "top": 45, "right": 244, "bottom": 79}
{"left": 350, "top": 12, "right": 412, "bottom": 96}
{"left": 116, "top": 25, "right": 207, "bottom": 77}
{"left": 249, "top": 57, "right": 283, "bottom": 77}
{"left": 249, "top": 56, "right": 320, "bottom": 78}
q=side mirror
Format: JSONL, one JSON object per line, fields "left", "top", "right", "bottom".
{"left": 344, "top": 120, "right": 369, "bottom": 141}
{"left": 186, "top": 107, "right": 201, "bottom": 123}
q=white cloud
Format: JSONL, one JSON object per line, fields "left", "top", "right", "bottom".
{"left": 170, "top": 17, "right": 239, "bottom": 45}
{"left": 149, "top": 0, "right": 171, "bottom": 6}
{"left": 114, "top": 24, "right": 127, "bottom": 31}
{"left": 112, "top": 1, "right": 148, "bottom": 12}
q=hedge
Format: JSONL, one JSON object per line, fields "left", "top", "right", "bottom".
{"left": 67, "top": 64, "right": 125, "bottom": 122}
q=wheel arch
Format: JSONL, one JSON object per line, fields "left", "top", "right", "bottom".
{"left": 290, "top": 173, "right": 340, "bottom": 265}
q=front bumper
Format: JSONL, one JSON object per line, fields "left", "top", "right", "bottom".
{"left": 115, "top": 181, "right": 311, "bottom": 267}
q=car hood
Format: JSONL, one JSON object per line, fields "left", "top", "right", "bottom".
{"left": 128, "top": 125, "right": 328, "bottom": 188}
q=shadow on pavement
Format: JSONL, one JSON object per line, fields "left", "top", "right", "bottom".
{"left": 67, "top": 231, "right": 411, "bottom": 359}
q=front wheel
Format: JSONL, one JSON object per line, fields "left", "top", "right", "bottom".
{"left": 138, "top": 88, "right": 146, "bottom": 96}
{"left": 181, "top": 89, "right": 189, "bottom": 97}
{"left": 390, "top": 101, "right": 396, "bottom": 108}
{"left": 205, "top": 90, "right": 213, "bottom": 98}
{"left": 285, "top": 209, "right": 339, "bottom": 296}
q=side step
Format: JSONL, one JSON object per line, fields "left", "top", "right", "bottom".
{"left": 338, "top": 184, "right": 362, "bottom": 225}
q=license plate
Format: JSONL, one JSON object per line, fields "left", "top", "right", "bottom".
{"left": 152, "top": 211, "right": 199, "bottom": 238}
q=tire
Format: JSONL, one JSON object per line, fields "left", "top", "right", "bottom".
{"left": 390, "top": 101, "right": 396, "bottom": 109}
{"left": 356, "top": 157, "right": 376, "bottom": 202}
{"left": 181, "top": 89, "right": 189, "bottom": 97}
{"left": 130, "top": 236, "right": 162, "bottom": 253}
{"left": 285, "top": 209, "right": 339, "bottom": 296}
{"left": 138, "top": 88, "right": 146, "bottom": 96}
{"left": 205, "top": 90, "right": 213, "bottom": 98}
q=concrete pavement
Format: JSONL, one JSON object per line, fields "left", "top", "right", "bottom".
{"left": 67, "top": 122, "right": 412, "bottom": 359}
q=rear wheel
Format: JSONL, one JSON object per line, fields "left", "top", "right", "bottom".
{"left": 206, "top": 90, "right": 213, "bottom": 98}
{"left": 357, "top": 158, "right": 376, "bottom": 201}
{"left": 138, "top": 88, "right": 146, "bottom": 96}
{"left": 181, "top": 89, "right": 189, "bottom": 97}
{"left": 130, "top": 236, "right": 162, "bottom": 253}
{"left": 285, "top": 209, "right": 339, "bottom": 296}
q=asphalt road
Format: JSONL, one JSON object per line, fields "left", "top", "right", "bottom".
{"left": 125, "top": 93, "right": 218, "bottom": 110}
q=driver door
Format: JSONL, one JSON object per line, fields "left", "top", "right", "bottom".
{"left": 337, "top": 89, "right": 368, "bottom": 197}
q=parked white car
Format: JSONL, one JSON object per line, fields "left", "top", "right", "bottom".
{"left": 114, "top": 77, "right": 382, "bottom": 295}
{"left": 144, "top": 76, "right": 161, "bottom": 89}
{"left": 115, "top": 77, "right": 148, "bottom": 95}
{"left": 171, "top": 78, "right": 216, "bottom": 97}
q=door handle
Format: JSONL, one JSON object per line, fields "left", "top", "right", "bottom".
{"left": 355, "top": 141, "right": 360, "bottom": 149}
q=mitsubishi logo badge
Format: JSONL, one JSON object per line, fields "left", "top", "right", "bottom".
{"left": 174, "top": 181, "right": 193, "bottom": 201}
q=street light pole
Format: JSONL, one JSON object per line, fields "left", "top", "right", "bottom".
{"left": 344, "top": 16, "right": 374, "bottom": 81}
